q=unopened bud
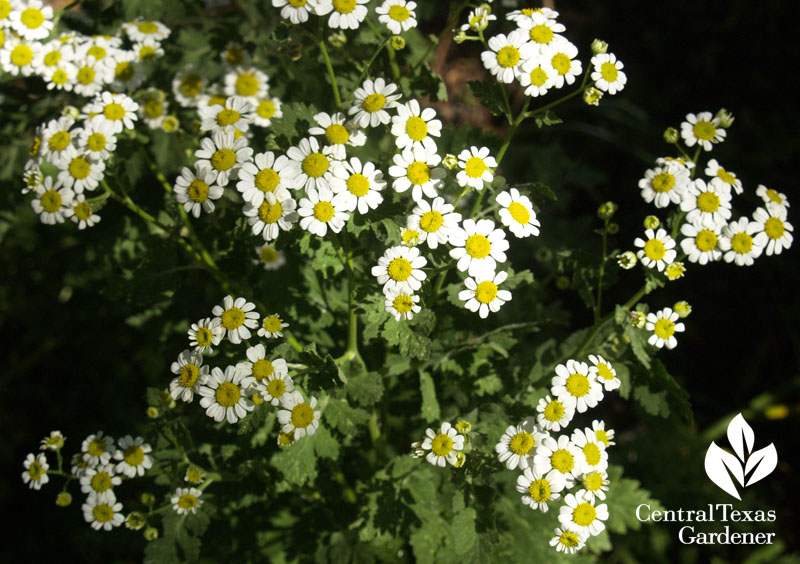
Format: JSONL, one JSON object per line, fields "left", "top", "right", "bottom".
{"left": 716, "top": 108, "right": 734, "bottom": 128}
{"left": 144, "top": 527, "right": 159, "bottom": 541}
{"left": 162, "top": 115, "right": 179, "bottom": 132}
{"left": 583, "top": 86, "right": 603, "bottom": 106}
{"left": 126, "top": 511, "right": 147, "bottom": 530}
{"left": 665, "top": 261, "right": 686, "bottom": 280}
{"left": 56, "top": 492, "right": 72, "bottom": 507}
{"left": 146, "top": 407, "right": 159, "bottom": 419}
{"left": 597, "top": 201, "right": 617, "bottom": 220}
{"left": 663, "top": 127, "right": 679, "bottom": 144}
{"left": 141, "top": 493, "right": 156, "bottom": 506}
{"left": 390, "top": 36, "right": 405, "bottom": 50}
{"left": 591, "top": 39, "right": 608, "bottom": 55}
{"left": 455, "top": 420, "right": 472, "bottom": 434}
{"left": 556, "top": 276, "right": 570, "bottom": 290}
{"left": 644, "top": 215, "right": 660, "bottom": 230}
{"left": 629, "top": 311, "right": 646, "bottom": 328}
{"left": 673, "top": 300, "right": 692, "bottom": 318}
{"left": 607, "top": 222, "right": 619, "bottom": 234}
{"left": 328, "top": 31, "right": 347, "bottom": 48}
{"left": 453, "top": 30, "right": 468, "bottom": 44}
{"left": 617, "top": 251, "right": 637, "bottom": 270}
{"left": 443, "top": 154, "right": 458, "bottom": 170}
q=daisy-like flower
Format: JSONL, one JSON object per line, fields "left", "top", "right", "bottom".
{"left": 22, "top": 162, "right": 44, "bottom": 195}
{"left": 570, "top": 428, "right": 608, "bottom": 473}
{"left": 71, "top": 452, "right": 92, "bottom": 478}
{"left": 88, "top": 92, "right": 139, "bottom": 134}
{"left": 421, "top": 422, "right": 465, "bottom": 467}
{"left": 390, "top": 100, "right": 441, "bottom": 153}
{"left": 80, "top": 463, "right": 121, "bottom": 498}
{"left": 543, "top": 38, "right": 582, "bottom": 89}
{"left": 184, "top": 466, "right": 205, "bottom": 484}
{"left": 559, "top": 491, "right": 609, "bottom": 537}
{"left": 406, "top": 196, "right": 461, "bottom": 249}
{"left": 590, "top": 52, "right": 627, "bottom": 94}
{"left": 297, "top": 185, "right": 350, "bottom": 236}
{"left": 171, "top": 487, "right": 203, "bottom": 515}
{"left": 199, "top": 95, "right": 254, "bottom": 135}
{"left": 376, "top": 0, "right": 417, "bottom": 35}
{"left": 111, "top": 53, "right": 145, "bottom": 92}
{"left": 31, "top": 178, "right": 73, "bottom": 225}
{"left": 371, "top": 245, "right": 428, "bottom": 292}
{"left": 665, "top": 261, "right": 686, "bottom": 280}
{"left": 277, "top": 391, "right": 321, "bottom": 439}
{"left": 43, "top": 61, "right": 77, "bottom": 92}
{"left": 83, "top": 492, "right": 124, "bottom": 531}
{"left": 551, "top": 359, "right": 604, "bottom": 413}
{"left": 212, "top": 295, "right": 260, "bottom": 344}
{"left": 756, "top": 184, "right": 790, "bottom": 216}
{"left": 77, "top": 119, "right": 117, "bottom": 162}
{"left": 220, "top": 42, "right": 248, "bottom": 67}
{"left": 81, "top": 431, "right": 115, "bottom": 467}
{"left": 639, "top": 163, "right": 691, "bottom": 208}
{"left": 550, "top": 526, "right": 589, "bottom": 555}
{"left": 518, "top": 57, "right": 556, "bottom": 97}
{"left": 495, "top": 422, "right": 548, "bottom": 470}
{"left": 388, "top": 145, "right": 445, "bottom": 202}
{"left": 40, "top": 117, "right": 76, "bottom": 165}
{"left": 681, "top": 111, "right": 726, "bottom": 151}
{"left": 174, "top": 166, "right": 224, "bottom": 218}
{"left": 536, "top": 395, "right": 575, "bottom": 432}
{"left": 258, "top": 313, "right": 289, "bottom": 339}
{"left": 720, "top": 217, "right": 765, "bottom": 266}
{"left": 40, "top": 431, "right": 65, "bottom": 451}
{"left": 122, "top": 19, "right": 170, "bottom": 43}
{"left": 56, "top": 146, "right": 105, "bottom": 193}
{"left": 449, "top": 219, "right": 509, "bottom": 277}
{"left": 645, "top": 307, "right": 685, "bottom": 349}
{"left": 680, "top": 220, "right": 722, "bottom": 265}
{"left": 680, "top": 178, "right": 733, "bottom": 229}
{"left": 460, "top": 7, "right": 495, "bottom": 32}
{"left": 634, "top": 228, "right": 677, "bottom": 272}
{"left": 272, "top": 0, "right": 316, "bottom": 24}
{"left": 254, "top": 244, "right": 286, "bottom": 270}
{"left": 384, "top": 287, "right": 421, "bottom": 321}
{"left": 459, "top": 269, "right": 512, "bottom": 318}
{"left": 252, "top": 96, "right": 283, "bottom": 127}
{"left": 65, "top": 194, "right": 101, "bottom": 229}
{"left": 244, "top": 188, "right": 299, "bottom": 242}
{"left": 516, "top": 11, "right": 565, "bottom": 48}
{"left": 316, "top": 0, "right": 369, "bottom": 30}
{"left": 580, "top": 470, "right": 611, "bottom": 503}
{"left": 588, "top": 354, "right": 620, "bottom": 392}
{"left": 199, "top": 365, "right": 256, "bottom": 424}
{"left": 349, "top": 78, "right": 401, "bottom": 128}
{"left": 113, "top": 436, "right": 153, "bottom": 478}
{"left": 188, "top": 317, "right": 224, "bottom": 354}
{"left": 72, "top": 58, "right": 111, "bottom": 97}
{"left": 516, "top": 468, "right": 566, "bottom": 513}
{"left": 309, "top": 111, "right": 367, "bottom": 160}
{"left": 240, "top": 344, "right": 287, "bottom": 387}
{"left": 533, "top": 435, "right": 584, "bottom": 483}
{"left": 329, "top": 157, "right": 386, "bottom": 214}
{"left": 258, "top": 366, "right": 294, "bottom": 407}
{"left": 705, "top": 159, "right": 743, "bottom": 194}
{"left": 194, "top": 131, "right": 253, "bottom": 187}
{"left": 9, "top": 0, "right": 53, "bottom": 41}
{"left": 138, "top": 91, "right": 169, "bottom": 129}
{"left": 286, "top": 136, "right": 336, "bottom": 192}
{"left": 591, "top": 420, "right": 615, "bottom": 448}
{"left": 481, "top": 30, "right": 534, "bottom": 84}
{"left": 0, "top": 37, "right": 41, "bottom": 77}
{"left": 172, "top": 69, "right": 205, "bottom": 108}
{"left": 22, "top": 453, "right": 49, "bottom": 490}
{"left": 132, "top": 37, "right": 164, "bottom": 62}
{"left": 224, "top": 66, "right": 269, "bottom": 99}
{"left": 400, "top": 223, "right": 420, "bottom": 246}
{"left": 753, "top": 207, "right": 793, "bottom": 256}
{"left": 456, "top": 146, "right": 496, "bottom": 190}
{"left": 169, "top": 349, "right": 209, "bottom": 402}
{"left": 496, "top": 188, "right": 540, "bottom": 238}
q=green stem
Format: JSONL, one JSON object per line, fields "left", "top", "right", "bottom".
{"left": 527, "top": 84, "right": 591, "bottom": 119}
{"left": 595, "top": 221, "right": 609, "bottom": 321}
{"left": 365, "top": 17, "right": 400, "bottom": 81}
{"left": 334, "top": 232, "right": 362, "bottom": 365}
{"left": 411, "top": 1, "right": 470, "bottom": 71}
{"left": 317, "top": 29, "right": 342, "bottom": 110}
{"left": 352, "top": 36, "right": 391, "bottom": 93}
{"left": 495, "top": 98, "right": 531, "bottom": 165}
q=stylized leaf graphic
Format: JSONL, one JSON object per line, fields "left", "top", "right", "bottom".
{"left": 705, "top": 441, "right": 744, "bottom": 500}
{"left": 745, "top": 443, "right": 778, "bottom": 487}
{"left": 727, "top": 413, "right": 754, "bottom": 462}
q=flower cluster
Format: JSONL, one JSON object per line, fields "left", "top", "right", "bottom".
{"left": 273, "top": 0, "right": 418, "bottom": 35}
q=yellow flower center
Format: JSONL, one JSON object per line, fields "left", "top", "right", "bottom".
{"left": 764, "top": 217, "right": 785, "bottom": 239}
{"left": 765, "top": 189, "right": 783, "bottom": 204}
{"left": 208, "top": 95, "right": 226, "bottom": 107}
{"left": 257, "top": 99, "right": 276, "bottom": 118}
{"left": 77, "top": 66, "right": 95, "bottom": 85}
{"left": 651, "top": 172, "right": 675, "bottom": 193}
{"left": 509, "top": 432, "right": 535, "bottom": 455}
{"left": 465, "top": 234, "right": 491, "bottom": 258}
{"left": 255, "top": 168, "right": 280, "bottom": 192}
{"left": 332, "top": 0, "right": 356, "bottom": 14}
{"left": 0, "top": 1, "right": 11, "bottom": 19}
{"left": 40, "top": 190, "right": 62, "bottom": 213}
{"left": 291, "top": 403, "right": 315, "bottom": 428}
{"left": 43, "top": 50, "right": 61, "bottom": 66}
{"left": 91, "top": 472, "right": 112, "bottom": 492}
{"left": 29, "top": 136, "right": 41, "bottom": 158}
{"left": 600, "top": 61, "right": 618, "bottom": 82}
{"left": 87, "top": 439, "right": 106, "bottom": 457}
{"left": 28, "top": 461, "right": 45, "bottom": 480}
{"left": 696, "top": 191, "right": 720, "bottom": 213}
{"left": 730, "top": 232, "right": 753, "bottom": 254}
{"left": 302, "top": 153, "right": 329, "bottom": 178}
{"left": 260, "top": 247, "right": 278, "bottom": 262}
{"left": 177, "top": 493, "right": 197, "bottom": 510}
{"left": 474, "top": 281, "right": 498, "bottom": 304}
{"left": 87, "top": 132, "right": 106, "bottom": 151}
{"left": 313, "top": 201, "right": 335, "bottom": 222}
{"left": 69, "top": 157, "right": 91, "bottom": 180}
{"left": 51, "top": 69, "right": 68, "bottom": 85}
{"left": 325, "top": 123, "right": 349, "bottom": 144}
{"left": 558, "top": 531, "right": 580, "bottom": 549}
{"left": 550, "top": 449, "right": 575, "bottom": 473}
{"left": 431, "top": 433, "right": 454, "bottom": 456}
{"left": 115, "top": 61, "right": 134, "bottom": 81}
{"left": 583, "top": 443, "right": 601, "bottom": 466}
{"left": 180, "top": 73, "right": 202, "bottom": 97}
{"left": 215, "top": 381, "right": 241, "bottom": 407}
{"left": 221, "top": 307, "right": 245, "bottom": 329}
{"left": 465, "top": 156, "right": 487, "bottom": 178}
{"left": 584, "top": 471, "right": 603, "bottom": 491}
{"left": 288, "top": 0, "right": 307, "bottom": 5}
{"left": 178, "top": 364, "right": 200, "bottom": 388}
{"left": 265, "top": 378, "right": 285, "bottom": 399}
{"left": 258, "top": 200, "right": 283, "bottom": 224}
{"left": 402, "top": 229, "right": 419, "bottom": 245}
{"left": 573, "top": 502, "right": 597, "bottom": 527}
{"left": 211, "top": 148, "right": 236, "bottom": 171}
{"left": 262, "top": 315, "right": 283, "bottom": 332}
{"left": 387, "top": 257, "right": 412, "bottom": 281}
{"left": 653, "top": 318, "right": 675, "bottom": 340}
{"left": 103, "top": 102, "right": 126, "bottom": 121}
{"left": 529, "top": 67, "right": 548, "bottom": 87}
{"left": 92, "top": 504, "right": 114, "bottom": 523}
{"left": 406, "top": 161, "right": 430, "bottom": 185}
{"left": 124, "top": 445, "right": 145, "bottom": 466}
{"left": 217, "top": 108, "right": 240, "bottom": 126}
{"left": 419, "top": 210, "right": 443, "bottom": 232}
{"left": 48, "top": 131, "right": 70, "bottom": 152}
{"left": 544, "top": 400, "right": 565, "bottom": 422}
{"left": 235, "top": 73, "right": 259, "bottom": 97}
{"left": 665, "top": 262, "right": 685, "bottom": 280}
{"left": 507, "top": 202, "right": 530, "bottom": 224}
{"left": 362, "top": 93, "right": 386, "bottom": 113}
{"left": 405, "top": 116, "right": 428, "bottom": 141}
{"left": 388, "top": 5, "right": 410, "bottom": 21}
{"left": 595, "top": 429, "right": 609, "bottom": 446}
{"left": 11, "top": 44, "right": 34, "bottom": 66}
{"left": 596, "top": 363, "right": 614, "bottom": 381}
{"left": 74, "top": 202, "right": 93, "bottom": 220}
{"left": 565, "top": 373, "right": 590, "bottom": 397}
{"left": 643, "top": 238, "right": 666, "bottom": 261}
{"left": 717, "top": 168, "right": 736, "bottom": 185}
{"left": 551, "top": 52, "right": 571, "bottom": 74}
{"left": 693, "top": 120, "right": 717, "bottom": 141}
{"left": 87, "top": 45, "right": 106, "bottom": 60}
{"left": 224, "top": 46, "right": 244, "bottom": 65}
{"left": 20, "top": 7, "right": 44, "bottom": 29}
{"left": 694, "top": 229, "right": 718, "bottom": 252}
{"left": 392, "top": 294, "right": 414, "bottom": 313}
{"left": 195, "top": 327, "right": 213, "bottom": 346}
{"left": 138, "top": 21, "right": 159, "bottom": 34}
{"left": 187, "top": 179, "right": 209, "bottom": 203}
{"left": 529, "top": 24, "right": 553, "bottom": 44}
{"left": 141, "top": 99, "right": 162, "bottom": 119}
{"left": 185, "top": 467, "right": 204, "bottom": 483}
{"left": 346, "top": 173, "right": 370, "bottom": 197}
{"left": 252, "top": 359, "right": 274, "bottom": 382}
{"left": 528, "top": 478, "right": 551, "bottom": 502}
{"left": 496, "top": 46, "right": 520, "bottom": 68}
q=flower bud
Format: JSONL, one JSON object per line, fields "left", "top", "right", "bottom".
{"left": 56, "top": 492, "right": 72, "bottom": 507}
{"left": 629, "top": 311, "right": 646, "bottom": 328}
{"left": 591, "top": 39, "right": 608, "bottom": 54}
{"left": 162, "top": 115, "right": 179, "bottom": 133}
{"left": 144, "top": 527, "right": 159, "bottom": 541}
{"left": 390, "top": 36, "right": 406, "bottom": 50}
{"left": 663, "top": 127, "right": 679, "bottom": 144}
{"left": 455, "top": 420, "right": 472, "bottom": 434}
{"left": 607, "top": 222, "right": 619, "bottom": 234}
{"left": 644, "top": 215, "right": 660, "bottom": 230}
{"left": 442, "top": 154, "right": 458, "bottom": 170}
{"left": 146, "top": 406, "right": 159, "bottom": 419}
{"left": 716, "top": 108, "right": 734, "bottom": 128}
{"left": 328, "top": 31, "right": 347, "bottom": 48}
{"left": 673, "top": 300, "right": 692, "bottom": 318}
{"left": 141, "top": 493, "right": 156, "bottom": 506}
{"left": 616, "top": 251, "right": 637, "bottom": 270}
{"left": 62, "top": 105, "right": 80, "bottom": 120}
{"left": 665, "top": 261, "right": 685, "bottom": 280}
{"left": 583, "top": 86, "right": 603, "bottom": 106}
{"left": 453, "top": 30, "right": 468, "bottom": 44}
{"left": 556, "top": 276, "right": 570, "bottom": 290}
{"left": 454, "top": 452, "right": 466, "bottom": 468}
{"left": 597, "top": 201, "right": 617, "bottom": 220}
{"left": 126, "top": 511, "right": 147, "bottom": 530}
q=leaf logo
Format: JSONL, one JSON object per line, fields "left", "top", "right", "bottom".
{"left": 704, "top": 413, "right": 778, "bottom": 500}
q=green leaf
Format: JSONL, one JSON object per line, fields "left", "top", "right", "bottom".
{"left": 623, "top": 323, "right": 651, "bottom": 369}
{"left": 299, "top": 342, "right": 341, "bottom": 390}
{"left": 419, "top": 370, "right": 440, "bottom": 422}
{"left": 270, "top": 102, "right": 318, "bottom": 142}
{"left": 467, "top": 80, "right": 505, "bottom": 117}
{"left": 325, "top": 396, "right": 371, "bottom": 435}
{"left": 633, "top": 384, "right": 669, "bottom": 417}
{"left": 533, "top": 110, "right": 562, "bottom": 128}
{"left": 346, "top": 371, "right": 385, "bottom": 406}
{"left": 604, "top": 464, "right": 664, "bottom": 534}
{"left": 514, "top": 181, "right": 557, "bottom": 203}
{"left": 474, "top": 373, "right": 503, "bottom": 397}
{"left": 270, "top": 434, "right": 317, "bottom": 486}
{"left": 451, "top": 507, "right": 478, "bottom": 556}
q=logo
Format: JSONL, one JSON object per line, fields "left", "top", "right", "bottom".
{"left": 704, "top": 413, "right": 778, "bottom": 500}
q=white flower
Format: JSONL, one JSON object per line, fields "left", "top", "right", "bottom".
{"left": 384, "top": 287, "right": 421, "bottom": 321}
{"left": 171, "top": 487, "right": 203, "bottom": 515}
{"left": 272, "top": 0, "right": 316, "bottom": 24}
{"left": 496, "top": 422, "right": 549, "bottom": 470}
{"left": 81, "top": 431, "right": 115, "bottom": 467}
{"left": 681, "top": 111, "right": 725, "bottom": 151}
{"left": 753, "top": 207, "right": 793, "bottom": 256}
{"left": 132, "top": 37, "right": 164, "bottom": 62}
{"left": 639, "top": 163, "right": 691, "bottom": 208}
{"left": 169, "top": 349, "right": 209, "bottom": 402}
{"left": 518, "top": 57, "right": 556, "bottom": 97}
{"left": 460, "top": 7, "right": 495, "bottom": 32}
{"left": 76, "top": 119, "right": 117, "bottom": 161}
{"left": 329, "top": 157, "right": 385, "bottom": 214}
{"left": 406, "top": 196, "right": 461, "bottom": 249}
{"left": 349, "top": 78, "right": 401, "bottom": 128}
{"left": 634, "top": 228, "right": 677, "bottom": 271}
{"left": 645, "top": 307, "right": 685, "bottom": 349}
{"left": 551, "top": 359, "right": 603, "bottom": 413}
{"left": 65, "top": 193, "right": 101, "bottom": 229}
{"left": 194, "top": 131, "right": 253, "bottom": 187}
{"left": 459, "top": 269, "right": 512, "bottom": 318}
{"left": 558, "top": 491, "right": 609, "bottom": 537}
{"left": 111, "top": 53, "right": 145, "bottom": 92}
{"left": 516, "top": 468, "right": 566, "bottom": 512}
{"left": 376, "top": 0, "right": 417, "bottom": 35}
{"left": 199, "top": 95, "right": 254, "bottom": 135}
{"left": 252, "top": 96, "right": 283, "bottom": 127}
{"left": 579, "top": 470, "right": 611, "bottom": 503}
{"left": 236, "top": 151, "right": 296, "bottom": 205}
{"left": 591, "top": 420, "right": 615, "bottom": 448}
{"left": 570, "top": 428, "right": 608, "bottom": 473}
{"left": 122, "top": 19, "right": 171, "bottom": 43}
{"left": 8, "top": 0, "right": 53, "bottom": 41}
{"left": 316, "top": 0, "right": 369, "bottom": 30}
{"left": 550, "top": 526, "right": 589, "bottom": 555}
{"left": 756, "top": 184, "right": 790, "bottom": 216}
{"left": 223, "top": 66, "right": 269, "bottom": 99}
{"left": 212, "top": 295, "right": 260, "bottom": 344}
{"left": 680, "top": 178, "right": 732, "bottom": 228}
{"left": 309, "top": 111, "right": 366, "bottom": 160}
{"left": 56, "top": 145, "right": 105, "bottom": 193}
{"left": 536, "top": 395, "right": 575, "bottom": 432}
{"left": 543, "top": 38, "right": 582, "bottom": 89}
{"left": 449, "top": 218, "right": 509, "bottom": 277}
{"left": 172, "top": 69, "right": 205, "bottom": 108}
{"left": 40, "top": 116, "right": 76, "bottom": 165}
{"left": 390, "top": 100, "right": 441, "bottom": 153}
{"left": 516, "top": 11, "right": 565, "bottom": 49}
{"left": 277, "top": 391, "right": 321, "bottom": 439}
{"left": 199, "top": 365, "right": 256, "bottom": 423}
{"left": 371, "top": 245, "right": 428, "bottom": 292}
{"left": 0, "top": 37, "right": 40, "bottom": 76}
{"left": 83, "top": 492, "right": 124, "bottom": 531}
{"left": 174, "top": 166, "right": 224, "bottom": 218}
{"left": 72, "top": 58, "right": 112, "bottom": 97}
{"left": 533, "top": 434, "right": 583, "bottom": 483}
{"left": 80, "top": 463, "right": 121, "bottom": 498}
{"left": 243, "top": 348, "right": 292, "bottom": 405}
{"left": 43, "top": 61, "right": 77, "bottom": 91}
{"left": 388, "top": 145, "right": 445, "bottom": 202}
{"left": 40, "top": 431, "right": 65, "bottom": 451}
{"left": 705, "top": 159, "right": 743, "bottom": 195}
{"left": 188, "top": 317, "right": 224, "bottom": 354}
{"left": 22, "top": 453, "right": 49, "bottom": 490}
{"left": 286, "top": 136, "right": 335, "bottom": 191}
{"left": 456, "top": 146, "right": 496, "bottom": 190}
{"left": 481, "top": 30, "right": 535, "bottom": 84}
{"left": 297, "top": 185, "right": 350, "bottom": 236}
{"left": 680, "top": 220, "right": 722, "bottom": 265}
{"left": 113, "top": 436, "right": 153, "bottom": 478}
{"left": 588, "top": 354, "right": 620, "bottom": 392}
{"left": 87, "top": 92, "right": 139, "bottom": 134}
{"left": 590, "top": 52, "right": 627, "bottom": 94}
{"left": 244, "top": 188, "right": 299, "bottom": 242}
{"left": 496, "top": 188, "right": 540, "bottom": 237}
{"left": 31, "top": 178, "right": 73, "bottom": 225}
{"left": 719, "top": 217, "right": 765, "bottom": 266}
{"left": 421, "top": 422, "right": 465, "bottom": 467}
{"left": 258, "top": 313, "right": 289, "bottom": 339}
{"left": 254, "top": 244, "right": 286, "bottom": 270}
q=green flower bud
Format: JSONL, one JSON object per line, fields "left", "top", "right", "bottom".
{"left": 716, "top": 108, "right": 734, "bottom": 128}
{"left": 454, "top": 452, "right": 466, "bottom": 468}
{"left": 56, "top": 492, "right": 72, "bottom": 507}
{"left": 455, "top": 420, "right": 472, "bottom": 435}
{"left": 591, "top": 39, "right": 608, "bottom": 54}
{"left": 141, "top": 492, "right": 156, "bottom": 507}
{"left": 390, "top": 36, "right": 405, "bottom": 50}
{"left": 328, "top": 31, "right": 347, "bottom": 48}
{"left": 597, "top": 201, "right": 617, "bottom": 220}
{"left": 126, "top": 511, "right": 147, "bottom": 531}
{"left": 673, "top": 300, "right": 692, "bottom": 318}
{"left": 644, "top": 215, "right": 660, "bottom": 230}
{"left": 453, "top": 30, "right": 468, "bottom": 44}
{"left": 442, "top": 154, "right": 458, "bottom": 170}
{"left": 583, "top": 86, "right": 603, "bottom": 107}
{"left": 146, "top": 406, "right": 159, "bottom": 419}
{"left": 607, "top": 222, "right": 619, "bottom": 234}
{"left": 144, "top": 527, "right": 159, "bottom": 541}
{"left": 663, "top": 127, "right": 679, "bottom": 144}
{"left": 162, "top": 115, "right": 179, "bottom": 133}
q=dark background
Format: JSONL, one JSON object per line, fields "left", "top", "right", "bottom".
{"left": 1, "top": 1, "right": 797, "bottom": 562}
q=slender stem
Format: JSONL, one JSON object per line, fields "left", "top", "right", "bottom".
{"left": 411, "top": 1, "right": 470, "bottom": 71}
{"left": 317, "top": 27, "right": 342, "bottom": 109}
{"left": 495, "top": 97, "right": 531, "bottom": 165}
{"left": 365, "top": 17, "right": 399, "bottom": 81}
{"left": 333, "top": 232, "right": 362, "bottom": 365}
{"left": 527, "top": 84, "right": 590, "bottom": 118}
{"left": 352, "top": 36, "right": 391, "bottom": 93}
{"left": 595, "top": 221, "right": 609, "bottom": 321}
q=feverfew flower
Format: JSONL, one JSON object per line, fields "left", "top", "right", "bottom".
{"left": 634, "top": 228, "right": 677, "bottom": 272}
{"left": 536, "top": 395, "right": 575, "bottom": 432}
{"left": 81, "top": 431, "right": 115, "bottom": 466}
{"left": 533, "top": 435, "right": 583, "bottom": 483}
{"left": 22, "top": 453, "right": 49, "bottom": 490}
{"left": 9, "top": 0, "right": 53, "bottom": 41}
{"left": 591, "top": 420, "right": 615, "bottom": 447}
{"left": 680, "top": 178, "right": 732, "bottom": 227}
{"left": 297, "top": 185, "right": 350, "bottom": 236}
{"left": 580, "top": 470, "right": 611, "bottom": 503}
{"left": 705, "top": 159, "right": 743, "bottom": 195}
{"left": 188, "top": 317, "right": 224, "bottom": 354}
{"left": 172, "top": 69, "right": 205, "bottom": 108}
{"left": 680, "top": 221, "right": 722, "bottom": 264}
{"left": 223, "top": 66, "right": 269, "bottom": 99}
{"left": 80, "top": 464, "right": 121, "bottom": 498}
{"left": 481, "top": 29, "right": 534, "bottom": 84}
{"left": 272, "top": 0, "right": 316, "bottom": 24}
{"left": 456, "top": 146, "right": 496, "bottom": 190}
{"left": 286, "top": 136, "right": 335, "bottom": 192}
{"left": 236, "top": 151, "right": 296, "bottom": 206}
{"left": 114, "top": 436, "right": 153, "bottom": 477}
{"left": 66, "top": 193, "right": 99, "bottom": 230}
{"left": 639, "top": 163, "right": 691, "bottom": 208}
{"left": 371, "top": 245, "right": 428, "bottom": 292}
{"left": 645, "top": 307, "right": 685, "bottom": 349}
{"left": 258, "top": 313, "right": 289, "bottom": 339}
{"left": 316, "top": 0, "right": 369, "bottom": 30}
{"left": 244, "top": 188, "right": 299, "bottom": 242}
{"left": 88, "top": 92, "right": 139, "bottom": 134}
{"left": 449, "top": 219, "right": 509, "bottom": 277}
{"left": 277, "top": 391, "right": 321, "bottom": 439}
{"left": 681, "top": 111, "right": 725, "bottom": 151}
{"left": 558, "top": 491, "right": 609, "bottom": 537}
{"left": 349, "top": 78, "right": 401, "bottom": 128}
{"left": 495, "top": 423, "right": 548, "bottom": 470}
{"left": 590, "top": 52, "right": 627, "bottom": 94}
{"left": 329, "top": 157, "right": 386, "bottom": 214}
{"left": 421, "top": 422, "right": 465, "bottom": 467}
{"left": 309, "top": 112, "right": 366, "bottom": 160}
{"left": 122, "top": 19, "right": 170, "bottom": 43}
{"left": 169, "top": 349, "right": 209, "bottom": 402}
{"left": 254, "top": 244, "right": 286, "bottom": 271}
{"left": 391, "top": 100, "right": 441, "bottom": 153}
{"left": 198, "top": 95, "right": 254, "bottom": 135}
{"left": 570, "top": 428, "right": 608, "bottom": 473}
{"left": 31, "top": 178, "right": 73, "bottom": 225}
{"left": 173, "top": 166, "right": 224, "bottom": 218}
{"left": 252, "top": 96, "right": 283, "bottom": 127}
{"left": 519, "top": 57, "right": 556, "bottom": 97}
{"left": 720, "top": 217, "right": 765, "bottom": 266}
{"left": 516, "top": 12, "right": 565, "bottom": 49}
{"left": 40, "top": 431, "right": 65, "bottom": 451}
{"left": 496, "top": 188, "right": 540, "bottom": 237}
{"left": 83, "top": 492, "right": 124, "bottom": 531}
{"left": 406, "top": 196, "right": 461, "bottom": 249}
{"left": 259, "top": 367, "right": 294, "bottom": 407}
{"left": 171, "top": 488, "right": 203, "bottom": 515}
{"left": 460, "top": 7, "right": 495, "bottom": 32}
{"left": 388, "top": 145, "right": 445, "bottom": 202}
{"left": 384, "top": 287, "right": 421, "bottom": 321}
{"left": 459, "top": 269, "right": 512, "bottom": 318}
{"left": 77, "top": 119, "right": 117, "bottom": 162}
{"left": 198, "top": 365, "right": 256, "bottom": 424}
{"left": 753, "top": 207, "right": 793, "bottom": 256}
{"left": 550, "top": 526, "right": 589, "bottom": 555}
{"left": 212, "top": 295, "right": 260, "bottom": 344}
{"left": 551, "top": 359, "right": 603, "bottom": 413}
{"left": 587, "top": 354, "right": 620, "bottom": 392}
{"left": 376, "top": 0, "right": 418, "bottom": 35}
{"left": 194, "top": 131, "right": 253, "bottom": 187}
{"left": 756, "top": 184, "right": 790, "bottom": 216}
{"left": 543, "top": 38, "right": 582, "bottom": 89}
{"left": 516, "top": 468, "right": 566, "bottom": 513}
{"left": 56, "top": 146, "right": 105, "bottom": 193}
